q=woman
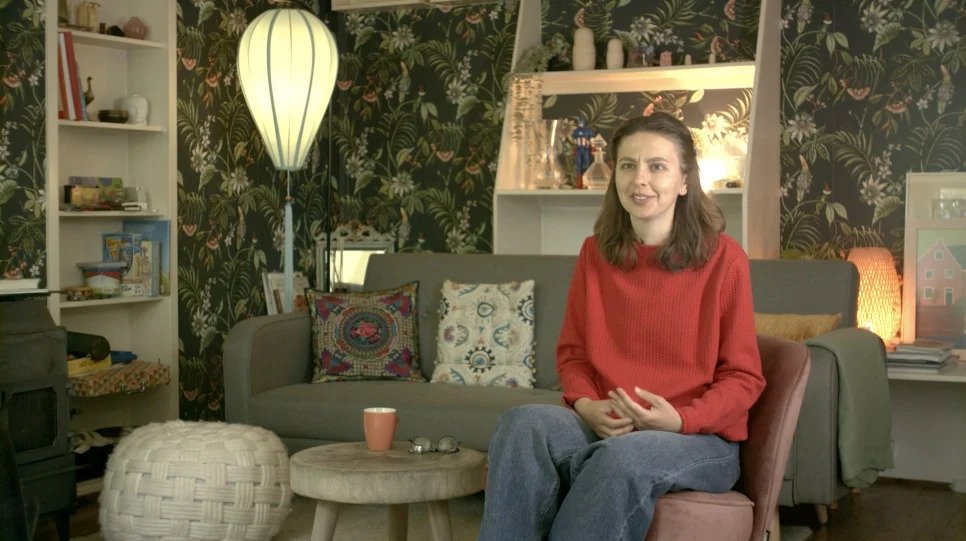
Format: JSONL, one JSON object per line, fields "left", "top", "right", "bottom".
{"left": 479, "top": 112, "right": 766, "bottom": 540}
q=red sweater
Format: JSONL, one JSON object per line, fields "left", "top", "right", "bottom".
{"left": 556, "top": 235, "right": 765, "bottom": 441}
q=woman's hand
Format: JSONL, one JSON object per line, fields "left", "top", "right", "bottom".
{"left": 573, "top": 398, "right": 635, "bottom": 438}
{"left": 607, "top": 387, "right": 683, "bottom": 433}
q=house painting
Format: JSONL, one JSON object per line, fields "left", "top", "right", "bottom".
{"left": 916, "top": 238, "right": 966, "bottom": 344}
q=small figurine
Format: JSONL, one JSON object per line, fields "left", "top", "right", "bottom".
{"left": 572, "top": 119, "right": 594, "bottom": 189}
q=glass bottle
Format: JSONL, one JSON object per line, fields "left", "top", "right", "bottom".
{"left": 583, "top": 134, "right": 612, "bottom": 190}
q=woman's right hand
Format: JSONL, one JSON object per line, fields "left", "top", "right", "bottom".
{"left": 573, "top": 398, "right": 635, "bottom": 438}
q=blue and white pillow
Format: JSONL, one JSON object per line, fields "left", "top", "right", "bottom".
{"left": 433, "top": 279, "right": 535, "bottom": 388}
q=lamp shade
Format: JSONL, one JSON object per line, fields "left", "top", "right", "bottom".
{"left": 237, "top": 9, "right": 338, "bottom": 171}
{"left": 847, "top": 247, "right": 901, "bottom": 342}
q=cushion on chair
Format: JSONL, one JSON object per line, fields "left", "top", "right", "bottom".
{"left": 645, "top": 491, "right": 753, "bottom": 541}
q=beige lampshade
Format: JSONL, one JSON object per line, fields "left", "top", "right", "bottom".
{"left": 847, "top": 247, "right": 901, "bottom": 342}
{"left": 236, "top": 9, "right": 338, "bottom": 171}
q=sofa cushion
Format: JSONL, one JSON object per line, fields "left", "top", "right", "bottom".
{"left": 432, "top": 280, "right": 536, "bottom": 388}
{"left": 251, "top": 381, "right": 563, "bottom": 452}
{"left": 306, "top": 282, "right": 424, "bottom": 383}
{"left": 754, "top": 312, "right": 842, "bottom": 342}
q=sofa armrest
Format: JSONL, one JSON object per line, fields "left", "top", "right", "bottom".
{"left": 781, "top": 340, "right": 842, "bottom": 506}
{"left": 223, "top": 311, "right": 312, "bottom": 424}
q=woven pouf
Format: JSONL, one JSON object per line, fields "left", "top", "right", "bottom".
{"left": 99, "top": 420, "right": 292, "bottom": 540}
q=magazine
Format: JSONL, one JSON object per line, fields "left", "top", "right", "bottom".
{"left": 262, "top": 271, "right": 311, "bottom": 315}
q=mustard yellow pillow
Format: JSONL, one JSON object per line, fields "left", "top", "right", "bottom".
{"left": 754, "top": 313, "right": 842, "bottom": 342}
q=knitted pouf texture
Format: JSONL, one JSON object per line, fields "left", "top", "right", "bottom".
{"left": 99, "top": 420, "right": 292, "bottom": 540}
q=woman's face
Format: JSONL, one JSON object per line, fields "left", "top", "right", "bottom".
{"left": 614, "top": 131, "right": 688, "bottom": 244}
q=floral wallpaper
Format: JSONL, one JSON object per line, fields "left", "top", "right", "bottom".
{"left": 780, "top": 0, "right": 964, "bottom": 262}
{"left": 0, "top": 0, "right": 962, "bottom": 421}
{"left": 0, "top": 0, "right": 46, "bottom": 283}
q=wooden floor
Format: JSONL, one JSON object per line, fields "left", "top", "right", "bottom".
{"left": 34, "top": 478, "right": 966, "bottom": 540}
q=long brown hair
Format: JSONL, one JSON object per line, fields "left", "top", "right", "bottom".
{"left": 593, "top": 112, "right": 725, "bottom": 271}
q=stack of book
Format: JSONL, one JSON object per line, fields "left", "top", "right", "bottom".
{"left": 886, "top": 339, "right": 957, "bottom": 372}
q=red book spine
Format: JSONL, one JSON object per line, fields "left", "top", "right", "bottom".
{"left": 63, "top": 31, "right": 84, "bottom": 121}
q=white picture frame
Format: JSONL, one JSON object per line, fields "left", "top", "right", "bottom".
{"left": 901, "top": 172, "right": 966, "bottom": 352}
{"left": 262, "top": 271, "right": 311, "bottom": 315}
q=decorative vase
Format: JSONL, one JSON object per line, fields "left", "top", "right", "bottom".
{"left": 123, "top": 16, "right": 149, "bottom": 40}
{"left": 532, "top": 119, "right": 566, "bottom": 189}
{"left": 572, "top": 27, "right": 595, "bottom": 71}
{"left": 606, "top": 38, "right": 624, "bottom": 69}
{"left": 123, "top": 94, "right": 149, "bottom": 125}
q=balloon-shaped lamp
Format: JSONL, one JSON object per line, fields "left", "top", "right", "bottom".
{"left": 237, "top": 8, "right": 338, "bottom": 311}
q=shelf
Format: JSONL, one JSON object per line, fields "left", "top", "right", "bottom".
{"left": 496, "top": 188, "right": 605, "bottom": 197}
{"left": 888, "top": 359, "right": 966, "bottom": 383}
{"left": 59, "top": 210, "right": 163, "bottom": 218}
{"left": 65, "top": 29, "right": 164, "bottom": 50}
{"left": 69, "top": 360, "right": 171, "bottom": 398}
{"left": 60, "top": 296, "right": 165, "bottom": 309}
{"left": 522, "top": 62, "right": 756, "bottom": 95}
{"left": 58, "top": 120, "right": 163, "bottom": 132}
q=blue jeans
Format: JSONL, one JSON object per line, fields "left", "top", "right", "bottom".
{"left": 478, "top": 404, "right": 740, "bottom": 541}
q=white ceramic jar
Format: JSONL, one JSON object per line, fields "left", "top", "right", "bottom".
{"left": 606, "top": 38, "right": 624, "bottom": 69}
{"left": 123, "top": 94, "right": 149, "bottom": 125}
{"left": 572, "top": 27, "right": 596, "bottom": 71}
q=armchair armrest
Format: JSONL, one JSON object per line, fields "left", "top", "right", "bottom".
{"left": 223, "top": 312, "right": 312, "bottom": 424}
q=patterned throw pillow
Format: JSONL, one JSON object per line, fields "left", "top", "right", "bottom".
{"left": 432, "top": 280, "right": 536, "bottom": 388}
{"left": 307, "top": 282, "right": 424, "bottom": 383}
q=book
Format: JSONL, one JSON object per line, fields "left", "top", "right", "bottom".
{"left": 62, "top": 30, "right": 84, "bottom": 121}
{"left": 102, "top": 233, "right": 148, "bottom": 296}
{"left": 262, "top": 271, "right": 310, "bottom": 315}
{"left": 894, "top": 339, "right": 954, "bottom": 354}
{"left": 122, "top": 220, "right": 170, "bottom": 295}
{"left": 56, "top": 32, "right": 67, "bottom": 120}
{"left": 57, "top": 31, "right": 76, "bottom": 120}
{"left": 0, "top": 278, "right": 42, "bottom": 292}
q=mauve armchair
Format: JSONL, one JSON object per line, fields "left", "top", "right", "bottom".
{"left": 646, "top": 335, "right": 811, "bottom": 541}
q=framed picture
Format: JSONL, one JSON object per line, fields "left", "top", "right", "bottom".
{"left": 901, "top": 172, "right": 966, "bottom": 350}
{"left": 262, "top": 271, "right": 310, "bottom": 315}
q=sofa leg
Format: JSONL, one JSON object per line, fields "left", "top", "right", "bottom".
{"left": 815, "top": 504, "right": 828, "bottom": 525}
{"left": 770, "top": 508, "right": 782, "bottom": 541}
{"left": 828, "top": 501, "right": 839, "bottom": 510}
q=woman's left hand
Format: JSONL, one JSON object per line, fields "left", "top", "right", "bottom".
{"left": 608, "top": 387, "right": 683, "bottom": 433}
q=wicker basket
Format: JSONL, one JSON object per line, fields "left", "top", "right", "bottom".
{"left": 99, "top": 421, "right": 291, "bottom": 540}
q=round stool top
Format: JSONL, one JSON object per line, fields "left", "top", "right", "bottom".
{"left": 290, "top": 441, "right": 485, "bottom": 505}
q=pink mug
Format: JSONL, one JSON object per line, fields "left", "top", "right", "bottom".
{"left": 363, "top": 407, "right": 398, "bottom": 451}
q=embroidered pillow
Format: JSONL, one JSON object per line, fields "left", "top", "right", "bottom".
{"left": 432, "top": 280, "right": 535, "bottom": 388}
{"left": 307, "top": 282, "right": 424, "bottom": 383}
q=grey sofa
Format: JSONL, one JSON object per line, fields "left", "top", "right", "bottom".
{"left": 224, "top": 253, "right": 879, "bottom": 518}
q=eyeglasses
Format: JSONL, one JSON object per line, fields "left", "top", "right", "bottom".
{"left": 409, "top": 436, "right": 461, "bottom": 454}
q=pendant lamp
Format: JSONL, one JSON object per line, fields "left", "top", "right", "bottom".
{"left": 237, "top": 8, "right": 338, "bottom": 312}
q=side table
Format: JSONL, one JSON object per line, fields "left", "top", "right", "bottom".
{"left": 290, "top": 441, "right": 486, "bottom": 541}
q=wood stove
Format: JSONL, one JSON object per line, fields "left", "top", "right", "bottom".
{"left": 0, "top": 295, "right": 74, "bottom": 540}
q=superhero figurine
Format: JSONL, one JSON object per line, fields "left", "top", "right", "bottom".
{"left": 572, "top": 119, "right": 594, "bottom": 189}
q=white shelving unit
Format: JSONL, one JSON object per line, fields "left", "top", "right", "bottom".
{"left": 331, "top": 0, "right": 491, "bottom": 11}
{"left": 44, "top": 0, "right": 178, "bottom": 431}
{"left": 493, "top": 0, "right": 781, "bottom": 257}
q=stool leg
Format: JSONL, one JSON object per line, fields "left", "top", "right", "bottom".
{"left": 427, "top": 500, "right": 452, "bottom": 541}
{"left": 311, "top": 500, "right": 340, "bottom": 541}
{"left": 388, "top": 504, "right": 408, "bottom": 541}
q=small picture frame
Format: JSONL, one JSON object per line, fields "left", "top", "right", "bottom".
{"left": 901, "top": 172, "right": 966, "bottom": 351}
